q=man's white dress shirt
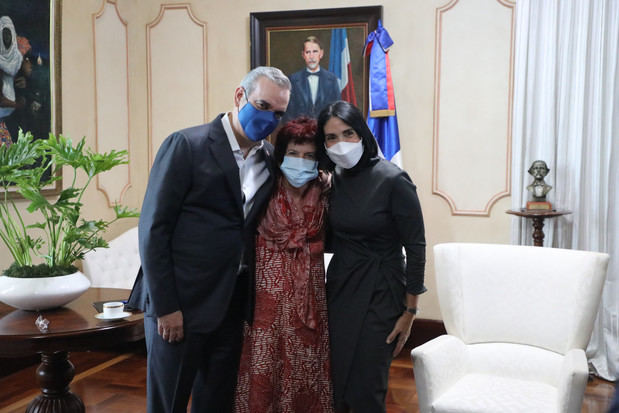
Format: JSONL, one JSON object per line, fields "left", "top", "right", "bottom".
{"left": 221, "top": 113, "right": 270, "bottom": 218}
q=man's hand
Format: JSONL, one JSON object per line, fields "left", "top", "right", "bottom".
{"left": 157, "top": 310, "right": 184, "bottom": 343}
{"left": 386, "top": 312, "right": 415, "bottom": 357}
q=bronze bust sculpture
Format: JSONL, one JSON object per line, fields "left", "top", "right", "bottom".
{"left": 526, "top": 160, "right": 552, "bottom": 202}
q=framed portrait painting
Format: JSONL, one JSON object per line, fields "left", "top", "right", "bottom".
{"left": 250, "top": 6, "right": 382, "bottom": 122}
{"left": 0, "top": 0, "right": 62, "bottom": 196}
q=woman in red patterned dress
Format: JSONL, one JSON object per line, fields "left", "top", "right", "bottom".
{"left": 234, "top": 117, "right": 334, "bottom": 413}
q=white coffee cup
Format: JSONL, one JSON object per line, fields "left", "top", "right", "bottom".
{"left": 103, "top": 301, "right": 124, "bottom": 318}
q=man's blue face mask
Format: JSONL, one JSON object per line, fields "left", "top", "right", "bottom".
{"left": 238, "top": 89, "right": 280, "bottom": 142}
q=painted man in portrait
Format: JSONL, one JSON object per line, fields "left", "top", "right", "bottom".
{"left": 284, "top": 36, "right": 341, "bottom": 122}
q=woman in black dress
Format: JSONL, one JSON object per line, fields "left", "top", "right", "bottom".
{"left": 316, "top": 101, "right": 427, "bottom": 413}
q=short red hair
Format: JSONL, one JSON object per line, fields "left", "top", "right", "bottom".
{"left": 274, "top": 117, "right": 317, "bottom": 165}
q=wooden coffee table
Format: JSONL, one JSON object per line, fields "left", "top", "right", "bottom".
{"left": 0, "top": 288, "right": 144, "bottom": 413}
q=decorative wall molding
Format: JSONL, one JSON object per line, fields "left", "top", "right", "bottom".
{"left": 92, "top": 0, "right": 131, "bottom": 206}
{"left": 147, "top": 3, "right": 207, "bottom": 168}
{"left": 432, "top": 0, "right": 515, "bottom": 216}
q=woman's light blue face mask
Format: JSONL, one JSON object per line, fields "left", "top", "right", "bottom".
{"left": 238, "top": 88, "right": 281, "bottom": 142}
{"left": 280, "top": 156, "right": 318, "bottom": 188}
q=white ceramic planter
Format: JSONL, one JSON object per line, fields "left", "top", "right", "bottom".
{"left": 0, "top": 271, "right": 91, "bottom": 311}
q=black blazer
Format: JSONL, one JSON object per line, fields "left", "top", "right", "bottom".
{"left": 128, "top": 114, "right": 275, "bottom": 333}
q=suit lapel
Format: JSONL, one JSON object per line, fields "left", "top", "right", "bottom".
{"left": 300, "top": 71, "right": 313, "bottom": 105}
{"left": 245, "top": 145, "right": 275, "bottom": 224}
{"left": 207, "top": 116, "right": 244, "bottom": 216}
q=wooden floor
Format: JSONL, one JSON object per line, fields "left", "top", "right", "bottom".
{"left": 0, "top": 343, "right": 615, "bottom": 413}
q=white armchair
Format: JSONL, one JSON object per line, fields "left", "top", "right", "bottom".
{"left": 82, "top": 227, "right": 140, "bottom": 289}
{"left": 412, "top": 242, "right": 609, "bottom": 413}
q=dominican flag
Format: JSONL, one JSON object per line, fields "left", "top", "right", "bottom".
{"left": 329, "top": 28, "right": 357, "bottom": 106}
{"left": 364, "top": 21, "right": 402, "bottom": 167}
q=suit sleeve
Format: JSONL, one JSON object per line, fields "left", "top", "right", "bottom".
{"left": 284, "top": 72, "right": 303, "bottom": 122}
{"left": 138, "top": 132, "right": 193, "bottom": 317}
{"left": 326, "top": 74, "right": 342, "bottom": 103}
{"left": 391, "top": 171, "right": 427, "bottom": 295}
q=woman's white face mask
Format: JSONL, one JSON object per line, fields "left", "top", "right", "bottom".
{"left": 325, "top": 141, "right": 364, "bottom": 169}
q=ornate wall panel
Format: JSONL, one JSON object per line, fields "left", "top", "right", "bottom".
{"left": 432, "top": 0, "right": 515, "bottom": 215}
{"left": 93, "top": 0, "right": 130, "bottom": 205}
{"left": 147, "top": 4, "right": 207, "bottom": 167}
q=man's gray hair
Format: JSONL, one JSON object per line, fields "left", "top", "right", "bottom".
{"left": 240, "top": 66, "right": 291, "bottom": 96}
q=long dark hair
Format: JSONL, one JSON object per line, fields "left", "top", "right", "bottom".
{"left": 273, "top": 116, "right": 317, "bottom": 168}
{"left": 316, "top": 101, "right": 379, "bottom": 171}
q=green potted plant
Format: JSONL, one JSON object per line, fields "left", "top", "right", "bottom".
{"left": 0, "top": 130, "right": 139, "bottom": 310}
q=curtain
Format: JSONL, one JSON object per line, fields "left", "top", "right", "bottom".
{"left": 511, "top": 0, "right": 618, "bottom": 380}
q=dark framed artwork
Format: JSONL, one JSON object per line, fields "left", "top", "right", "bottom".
{"left": 0, "top": 0, "right": 62, "bottom": 197}
{"left": 250, "top": 6, "right": 382, "bottom": 121}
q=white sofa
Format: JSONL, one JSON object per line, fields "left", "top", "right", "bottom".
{"left": 82, "top": 227, "right": 140, "bottom": 290}
{"left": 411, "top": 242, "right": 609, "bottom": 413}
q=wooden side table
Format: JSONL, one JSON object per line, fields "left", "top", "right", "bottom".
{"left": 0, "top": 288, "right": 144, "bottom": 413}
{"left": 506, "top": 209, "right": 572, "bottom": 247}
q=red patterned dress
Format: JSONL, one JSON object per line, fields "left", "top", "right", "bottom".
{"left": 234, "top": 178, "right": 334, "bottom": 413}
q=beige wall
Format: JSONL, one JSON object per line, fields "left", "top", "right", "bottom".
{"left": 1, "top": 0, "right": 514, "bottom": 320}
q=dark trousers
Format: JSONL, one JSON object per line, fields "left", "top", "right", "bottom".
{"left": 609, "top": 383, "right": 619, "bottom": 413}
{"left": 335, "top": 284, "right": 397, "bottom": 413}
{"left": 144, "top": 281, "right": 245, "bottom": 413}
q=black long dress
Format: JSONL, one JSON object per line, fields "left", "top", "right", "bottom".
{"left": 326, "top": 157, "right": 426, "bottom": 412}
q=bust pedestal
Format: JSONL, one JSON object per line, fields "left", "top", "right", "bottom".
{"left": 506, "top": 209, "right": 572, "bottom": 247}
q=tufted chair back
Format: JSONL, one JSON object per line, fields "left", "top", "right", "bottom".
{"left": 434, "top": 242, "right": 609, "bottom": 355}
{"left": 82, "top": 227, "right": 140, "bottom": 289}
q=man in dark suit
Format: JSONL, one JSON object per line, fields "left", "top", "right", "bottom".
{"left": 128, "top": 66, "right": 291, "bottom": 413}
{"left": 284, "top": 36, "right": 341, "bottom": 122}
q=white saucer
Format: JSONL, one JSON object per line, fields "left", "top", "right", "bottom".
{"left": 95, "top": 311, "right": 132, "bottom": 320}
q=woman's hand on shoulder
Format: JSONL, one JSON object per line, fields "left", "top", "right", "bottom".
{"left": 318, "top": 170, "right": 332, "bottom": 194}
